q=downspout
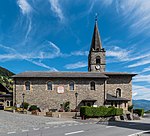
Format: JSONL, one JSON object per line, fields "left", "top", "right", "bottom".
{"left": 13, "top": 78, "right": 16, "bottom": 107}
{"left": 103, "top": 78, "right": 107, "bottom": 105}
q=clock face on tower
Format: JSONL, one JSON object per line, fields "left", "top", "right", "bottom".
{"left": 95, "top": 65, "right": 100, "bottom": 70}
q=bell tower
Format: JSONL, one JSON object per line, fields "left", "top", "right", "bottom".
{"left": 88, "top": 18, "right": 106, "bottom": 72}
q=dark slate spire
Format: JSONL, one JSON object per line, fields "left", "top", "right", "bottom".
{"left": 90, "top": 17, "right": 102, "bottom": 51}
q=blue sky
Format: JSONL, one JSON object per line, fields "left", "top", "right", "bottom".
{"left": 0, "top": 0, "right": 150, "bottom": 100}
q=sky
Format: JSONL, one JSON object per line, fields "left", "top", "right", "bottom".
{"left": 0, "top": 0, "right": 150, "bottom": 100}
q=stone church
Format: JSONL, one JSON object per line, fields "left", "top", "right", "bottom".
{"left": 13, "top": 20, "right": 136, "bottom": 111}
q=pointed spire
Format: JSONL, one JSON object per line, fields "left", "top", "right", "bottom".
{"left": 90, "top": 14, "right": 102, "bottom": 51}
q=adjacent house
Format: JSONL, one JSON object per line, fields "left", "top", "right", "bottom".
{"left": 0, "top": 83, "right": 13, "bottom": 109}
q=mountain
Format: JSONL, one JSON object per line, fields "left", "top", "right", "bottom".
{"left": 133, "top": 99, "right": 150, "bottom": 111}
{"left": 0, "top": 66, "right": 14, "bottom": 91}
{"left": 0, "top": 66, "right": 14, "bottom": 77}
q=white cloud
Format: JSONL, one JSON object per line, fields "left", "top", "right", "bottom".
{"left": 88, "top": 0, "right": 96, "bottom": 13}
{"left": 17, "top": 0, "right": 32, "bottom": 15}
{"left": 105, "top": 45, "right": 150, "bottom": 69}
{"left": 0, "top": 54, "right": 19, "bottom": 61}
{"left": 17, "top": 0, "right": 33, "bottom": 40}
{"left": 128, "top": 59, "right": 150, "bottom": 68}
{"left": 106, "top": 46, "right": 130, "bottom": 61}
{"left": 101, "top": 0, "right": 113, "bottom": 6}
{"left": 49, "top": 0, "right": 64, "bottom": 21}
{"left": 133, "top": 74, "right": 150, "bottom": 84}
{"left": 71, "top": 51, "right": 88, "bottom": 56}
{"left": 117, "top": 0, "right": 150, "bottom": 37}
{"left": 26, "top": 59, "right": 58, "bottom": 71}
{"left": 33, "top": 41, "right": 61, "bottom": 59}
{"left": 132, "top": 85, "right": 150, "bottom": 100}
{"left": 25, "top": 17, "right": 32, "bottom": 40}
{"left": 142, "top": 66, "right": 150, "bottom": 73}
{"left": 0, "top": 44, "right": 57, "bottom": 71}
{"left": 65, "top": 62, "right": 87, "bottom": 69}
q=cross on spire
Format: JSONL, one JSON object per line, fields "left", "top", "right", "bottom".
{"left": 95, "top": 13, "right": 98, "bottom": 22}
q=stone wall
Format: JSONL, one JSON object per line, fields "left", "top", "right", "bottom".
{"left": 14, "top": 78, "right": 105, "bottom": 110}
{"left": 14, "top": 75, "right": 133, "bottom": 111}
{"left": 105, "top": 75, "right": 132, "bottom": 110}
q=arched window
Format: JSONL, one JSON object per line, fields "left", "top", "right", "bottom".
{"left": 25, "top": 81, "right": 30, "bottom": 91}
{"left": 69, "top": 81, "right": 74, "bottom": 91}
{"left": 7, "top": 101, "right": 10, "bottom": 107}
{"left": 90, "top": 81, "right": 95, "bottom": 90}
{"left": 116, "top": 88, "right": 121, "bottom": 97}
{"left": 47, "top": 81, "right": 52, "bottom": 90}
{"left": 96, "top": 56, "right": 100, "bottom": 64}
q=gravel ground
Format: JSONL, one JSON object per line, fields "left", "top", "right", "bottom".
{"left": 0, "top": 111, "right": 76, "bottom": 134}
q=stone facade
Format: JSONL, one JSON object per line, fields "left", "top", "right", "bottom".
{"left": 14, "top": 78, "right": 105, "bottom": 110}
{"left": 13, "top": 75, "right": 133, "bottom": 111}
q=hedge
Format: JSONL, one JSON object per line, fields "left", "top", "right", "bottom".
{"left": 28, "top": 105, "right": 38, "bottom": 111}
{"left": 80, "top": 106, "right": 123, "bottom": 117}
{"left": 133, "top": 109, "right": 144, "bottom": 117}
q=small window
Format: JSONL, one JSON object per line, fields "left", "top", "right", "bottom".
{"left": 96, "top": 56, "right": 100, "bottom": 64}
{"left": 116, "top": 88, "right": 121, "bottom": 97}
{"left": 124, "top": 102, "right": 126, "bottom": 108}
{"left": 90, "top": 81, "right": 95, "bottom": 90}
{"left": 47, "top": 81, "right": 52, "bottom": 90}
{"left": 25, "top": 81, "right": 30, "bottom": 91}
{"left": 69, "top": 81, "right": 74, "bottom": 91}
{"left": 7, "top": 101, "right": 10, "bottom": 107}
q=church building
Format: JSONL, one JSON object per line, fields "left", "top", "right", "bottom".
{"left": 13, "top": 20, "right": 136, "bottom": 111}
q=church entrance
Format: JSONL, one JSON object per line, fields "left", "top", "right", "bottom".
{"left": 81, "top": 98, "right": 97, "bottom": 107}
{"left": 84, "top": 102, "right": 92, "bottom": 107}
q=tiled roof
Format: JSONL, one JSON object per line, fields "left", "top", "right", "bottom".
{"left": 102, "top": 72, "right": 137, "bottom": 76}
{"left": 12, "top": 71, "right": 136, "bottom": 78}
{"left": 12, "top": 71, "right": 108, "bottom": 78}
{"left": 106, "top": 94, "right": 130, "bottom": 101}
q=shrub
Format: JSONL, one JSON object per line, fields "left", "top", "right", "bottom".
{"left": 108, "top": 106, "right": 115, "bottom": 108}
{"left": 128, "top": 105, "right": 133, "bottom": 112}
{"left": 21, "top": 102, "right": 29, "bottom": 109}
{"left": 28, "top": 105, "right": 38, "bottom": 111}
{"left": 133, "top": 109, "right": 144, "bottom": 117}
{"left": 64, "top": 101, "right": 70, "bottom": 112}
{"left": 116, "top": 108, "right": 123, "bottom": 116}
{"left": 80, "top": 106, "right": 123, "bottom": 117}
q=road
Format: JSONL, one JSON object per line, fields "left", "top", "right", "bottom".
{"left": 0, "top": 111, "right": 150, "bottom": 136}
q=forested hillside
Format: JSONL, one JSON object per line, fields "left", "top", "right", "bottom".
{"left": 0, "top": 66, "right": 14, "bottom": 91}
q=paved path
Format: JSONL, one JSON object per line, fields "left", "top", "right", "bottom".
{"left": 0, "top": 111, "right": 150, "bottom": 136}
{"left": 1, "top": 120, "right": 150, "bottom": 136}
{"left": 0, "top": 111, "right": 76, "bottom": 134}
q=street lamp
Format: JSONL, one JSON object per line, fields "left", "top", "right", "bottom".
{"left": 22, "top": 93, "right": 25, "bottom": 113}
{"left": 75, "top": 92, "right": 78, "bottom": 119}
